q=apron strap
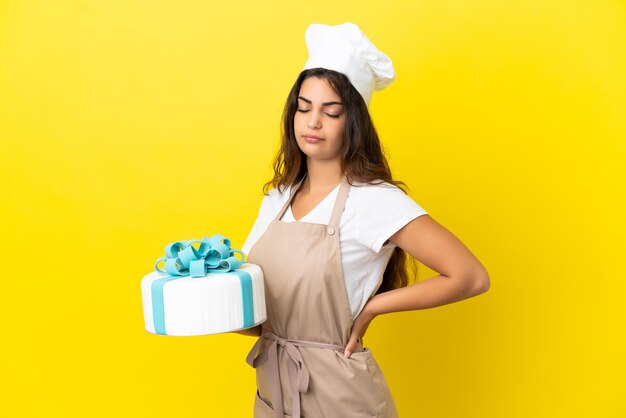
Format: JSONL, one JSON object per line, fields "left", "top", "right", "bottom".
{"left": 328, "top": 175, "right": 350, "bottom": 229}
{"left": 272, "top": 173, "right": 351, "bottom": 230}
{"left": 274, "top": 174, "right": 307, "bottom": 222}
{"left": 246, "top": 330, "right": 361, "bottom": 418}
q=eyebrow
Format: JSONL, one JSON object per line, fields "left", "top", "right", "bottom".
{"left": 298, "top": 96, "right": 343, "bottom": 106}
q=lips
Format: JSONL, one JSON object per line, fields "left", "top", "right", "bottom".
{"left": 303, "top": 135, "right": 324, "bottom": 143}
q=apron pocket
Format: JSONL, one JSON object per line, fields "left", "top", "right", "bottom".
{"left": 349, "top": 347, "right": 388, "bottom": 416}
{"left": 255, "top": 389, "right": 292, "bottom": 417}
{"left": 333, "top": 347, "right": 384, "bottom": 417}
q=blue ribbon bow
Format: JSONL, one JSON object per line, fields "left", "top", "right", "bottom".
{"left": 150, "top": 234, "right": 254, "bottom": 335}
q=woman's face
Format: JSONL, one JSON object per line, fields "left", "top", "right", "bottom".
{"left": 293, "top": 77, "right": 346, "bottom": 162}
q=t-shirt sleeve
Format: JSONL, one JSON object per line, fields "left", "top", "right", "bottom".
{"left": 241, "top": 192, "right": 273, "bottom": 256}
{"left": 242, "top": 187, "right": 289, "bottom": 256}
{"left": 356, "top": 184, "right": 429, "bottom": 254}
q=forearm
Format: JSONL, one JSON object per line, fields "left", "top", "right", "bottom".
{"left": 367, "top": 274, "right": 487, "bottom": 316}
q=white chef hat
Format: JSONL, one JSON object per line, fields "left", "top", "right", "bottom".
{"left": 302, "top": 22, "right": 396, "bottom": 107}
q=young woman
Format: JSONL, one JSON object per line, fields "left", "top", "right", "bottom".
{"left": 237, "top": 24, "right": 490, "bottom": 418}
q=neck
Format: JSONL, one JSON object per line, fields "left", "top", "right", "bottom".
{"left": 302, "top": 158, "right": 342, "bottom": 193}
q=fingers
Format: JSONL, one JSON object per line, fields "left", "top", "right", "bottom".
{"left": 344, "top": 331, "right": 358, "bottom": 358}
{"left": 344, "top": 340, "right": 354, "bottom": 358}
{"left": 345, "top": 313, "right": 371, "bottom": 358}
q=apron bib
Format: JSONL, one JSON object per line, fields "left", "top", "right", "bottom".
{"left": 246, "top": 174, "right": 399, "bottom": 418}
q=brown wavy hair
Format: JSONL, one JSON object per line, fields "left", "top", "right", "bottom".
{"left": 262, "top": 67, "right": 419, "bottom": 294}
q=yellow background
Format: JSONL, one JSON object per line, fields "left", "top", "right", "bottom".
{"left": 1, "top": 0, "right": 624, "bottom": 416}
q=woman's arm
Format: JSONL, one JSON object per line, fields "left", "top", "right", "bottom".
{"left": 370, "top": 214, "right": 490, "bottom": 315}
{"left": 344, "top": 214, "right": 489, "bottom": 357}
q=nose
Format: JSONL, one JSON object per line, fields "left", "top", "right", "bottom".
{"left": 306, "top": 109, "right": 322, "bottom": 129}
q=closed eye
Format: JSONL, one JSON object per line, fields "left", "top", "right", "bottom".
{"left": 297, "top": 109, "right": 340, "bottom": 118}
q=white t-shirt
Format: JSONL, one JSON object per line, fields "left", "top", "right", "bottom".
{"left": 242, "top": 180, "right": 429, "bottom": 320}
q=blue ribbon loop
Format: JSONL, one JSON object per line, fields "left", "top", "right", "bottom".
{"left": 150, "top": 234, "right": 254, "bottom": 335}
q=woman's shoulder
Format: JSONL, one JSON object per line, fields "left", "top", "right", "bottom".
{"left": 350, "top": 179, "right": 400, "bottom": 189}
{"left": 349, "top": 179, "right": 426, "bottom": 214}
{"left": 259, "top": 184, "right": 291, "bottom": 210}
{"left": 349, "top": 179, "right": 407, "bottom": 199}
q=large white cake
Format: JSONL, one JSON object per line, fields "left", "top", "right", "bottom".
{"left": 141, "top": 235, "right": 266, "bottom": 336}
{"left": 141, "top": 263, "right": 266, "bottom": 336}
